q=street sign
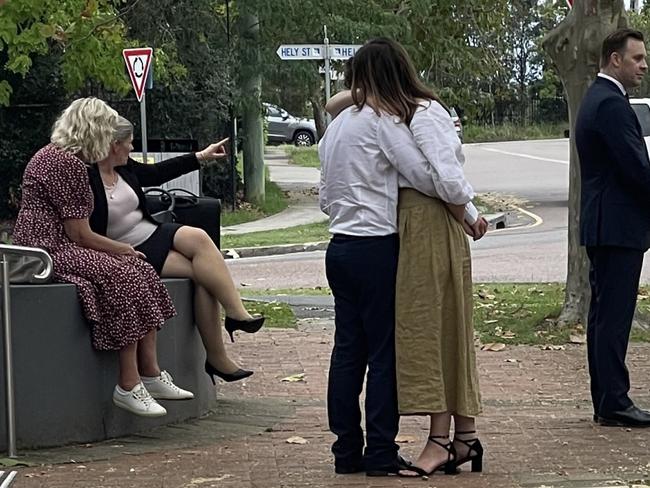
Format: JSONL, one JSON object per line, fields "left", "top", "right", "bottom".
{"left": 122, "top": 47, "right": 153, "bottom": 102}
{"left": 318, "top": 66, "right": 343, "bottom": 80}
{"left": 329, "top": 44, "right": 362, "bottom": 60}
{"left": 276, "top": 44, "right": 324, "bottom": 60}
{"left": 276, "top": 44, "right": 361, "bottom": 60}
{"left": 277, "top": 28, "right": 360, "bottom": 124}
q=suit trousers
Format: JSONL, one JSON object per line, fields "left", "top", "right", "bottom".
{"left": 586, "top": 246, "right": 643, "bottom": 415}
{"left": 325, "top": 233, "right": 400, "bottom": 471}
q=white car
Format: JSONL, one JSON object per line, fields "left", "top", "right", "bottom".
{"left": 630, "top": 98, "right": 650, "bottom": 153}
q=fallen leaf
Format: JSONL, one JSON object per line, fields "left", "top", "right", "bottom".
{"left": 569, "top": 334, "right": 587, "bottom": 344}
{"left": 189, "top": 476, "right": 233, "bottom": 485}
{"left": 395, "top": 434, "right": 417, "bottom": 443}
{"left": 481, "top": 343, "right": 506, "bottom": 352}
{"left": 540, "top": 345, "right": 566, "bottom": 351}
{"left": 286, "top": 436, "right": 308, "bottom": 444}
{"left": 281, "top": 373, "right": 305, "bottom": 382}
{"left": 501, "top": 331, "right": 516, "bottom": 339}
{"left": 484, "top": 319, "right": 499, "bottom": 324}
{"left": 504, "top": 358, "right": 519, "bottom": 363}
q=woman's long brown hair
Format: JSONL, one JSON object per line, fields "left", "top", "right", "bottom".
{"left": 351, "top": 38, "right": 448, "bottom": 125}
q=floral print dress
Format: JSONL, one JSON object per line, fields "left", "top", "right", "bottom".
{"left": 13, "top": 144, "right": 176, "bottom": 350}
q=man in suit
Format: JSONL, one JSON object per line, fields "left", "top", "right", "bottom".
{"left": 576, "top": 28, "right": 650, "bottom": 427}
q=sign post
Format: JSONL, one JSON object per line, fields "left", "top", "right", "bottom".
{"left": 122, "top": 47, "right": 153, "bottom": 163}
{"left": 323, "top": 26, "right": 331, "bottom": 108}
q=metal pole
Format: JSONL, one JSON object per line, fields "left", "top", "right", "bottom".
{"left": 226, "top": 0, "right": 237, "bottom": 211}
{"left": 323, "top": 25, "right": 331, "bottom": 125}
{"left": 1, "top": 254, "right": 17, "bottom": 458}
{"left": 140, "top": 92, "right": 148, "bottom": 164}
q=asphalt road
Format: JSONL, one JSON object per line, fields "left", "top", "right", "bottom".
{"left": 228, "top": 139, "right": 650, "bottom": 288}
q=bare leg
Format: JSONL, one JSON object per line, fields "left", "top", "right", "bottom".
{"left": 399, "top": 412, "right": 454, "bottom": 476}
{"left": 170, "top": 227, "right": 252, "bottom": 320}
{"left": 162, "top": 248, "right": 242, "bottom": 373}
{"left": 118, "top": 342, "right": 141, "bottom": 390}
{"left": 195, "top": 284, "right": 240, "bottom": 373}
{"left": 137, "top": 329, "right": 162, "bottom": 377}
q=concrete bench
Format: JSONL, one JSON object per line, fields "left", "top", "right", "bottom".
{"left": 0, "top": 278, "right": 216, "bottom": 451}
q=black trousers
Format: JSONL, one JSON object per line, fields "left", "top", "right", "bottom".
{"left": 325, "top": 234, "right": 400, "bottom": 471}
{"left": 586, "top": 245, "right": 644, "bottom": 416}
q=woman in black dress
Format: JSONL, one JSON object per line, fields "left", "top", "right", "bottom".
{"left": 87, "top": 115, "right": 264, "bottom": 383}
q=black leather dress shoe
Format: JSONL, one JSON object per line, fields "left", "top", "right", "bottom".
{"left": 593, "top": 414, "right": 599, "bottom": 423}
{"left": 334, "top": 464, "right": 363, "bottom": 474}
{"left": 598, "top": 405, "right": 650, "bottom": 427}
{"left": 366, "top": 455, "right": 412, "bottom": 477}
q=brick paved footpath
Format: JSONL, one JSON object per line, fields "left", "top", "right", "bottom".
{"left": 10, "top": 319, "right": 650, "bottom": 488}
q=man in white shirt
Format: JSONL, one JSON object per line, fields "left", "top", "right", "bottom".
{"left": 319, "top": 103, "right": 439, "bottom": 475}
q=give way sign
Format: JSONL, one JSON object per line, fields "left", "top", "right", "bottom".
{"left": 122, "top": 47, "right": 153, "bottom": 102}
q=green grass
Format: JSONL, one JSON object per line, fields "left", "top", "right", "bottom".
{"left": 240, "top": 284, "right": 650, "bottom": 344}
{"left": 284, "top": 145, "right": 320, "bottom": 168}
{"left": 220, "top": 179, "right": 288, "bottom": 227}
{"left": 240, "top": 300, "right": 297, "bottom": 329}
{"left": 464, "top": 122, "right": 566, "bottom": 143}
{"left": 220, "top": 154, "right": 289, "bottom": 227}
{"left": 222, "top": 220, "right": 330, "bottom": 249}
{"left": 242, "top": 287, "right": 333, "bottom": 297}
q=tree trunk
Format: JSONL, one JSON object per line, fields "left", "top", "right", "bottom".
{"left": 542, "top": 0, "right": 627, "bottom": 325}
{"left": 310, "top": 97, "right": 326, "bottom": 140}
{"left": 238, "top": 11, "right": 265, "bottom": 206}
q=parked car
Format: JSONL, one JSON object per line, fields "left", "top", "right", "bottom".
{"left": 450, "top": 107, "right": 463, "bottom": 142}
{"left": 630, "top": 98, "right": 650, "bottom": 154}
{"left": 264, "top": 103, "right": 318, "bottom": 146}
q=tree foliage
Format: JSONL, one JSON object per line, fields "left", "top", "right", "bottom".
{"left": 0, "top": 0, "right": 134, "bottom": 106}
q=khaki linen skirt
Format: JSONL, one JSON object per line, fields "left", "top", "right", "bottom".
{"left": 395, "top": 189, "right": 481, "bottom": 417}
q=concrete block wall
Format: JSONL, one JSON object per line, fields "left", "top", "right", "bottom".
{"left": 0, "top": 279, "right": 216, "bottom": 450}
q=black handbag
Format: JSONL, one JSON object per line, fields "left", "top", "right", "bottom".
{"left": 143, "top": 188, "right": 177, "bottom": 224}
{"left": 145, "top": 188, "right": 222, "bottom": 249}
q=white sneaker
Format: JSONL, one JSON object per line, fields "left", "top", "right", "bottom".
{"left": 141, "top": 370, "right": 194, "bottom": 400}
{"left": 112, "top": 383, "right": 167, "bottom": 417}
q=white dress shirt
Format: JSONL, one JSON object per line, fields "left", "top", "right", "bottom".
{"left": 597, "top": 72, "right": 626, "bottom": 96}
{"left": 319, "top": 104, "right": 439, "bottom": 236}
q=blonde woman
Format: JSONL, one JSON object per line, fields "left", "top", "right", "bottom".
{"left": 13, "top": 98, "right": 192, "bottom": 418}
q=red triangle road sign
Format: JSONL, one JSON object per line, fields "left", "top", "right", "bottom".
{"left": 122, "top": 47, "right": 153, "bottom": 102}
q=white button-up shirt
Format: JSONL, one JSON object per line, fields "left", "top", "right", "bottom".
{"left": 319, "top": 103, "right": 475, "bottom": 236}
{"left": 319, "top": 104, "right": 440, "bottom": 236}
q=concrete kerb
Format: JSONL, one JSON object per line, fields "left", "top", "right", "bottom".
{"left": 222, "top": 211, "right": 512, "bottom": 260}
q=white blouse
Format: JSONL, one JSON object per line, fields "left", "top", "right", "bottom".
{"left": 319, "top": 104, "right": 439, "bottom": 236}
{"left": 407, "top": 101, "right": 477, "bottom": 223}
{"left": 105, "top": 175, "right": 157, "bottom": 246}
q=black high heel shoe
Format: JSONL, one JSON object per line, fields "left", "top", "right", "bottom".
{"left": 224, "top": 315, "right": 265, "bottom": 342}
{"left": 204, "top": 360, "right": 253, "bottom": 384}
{"left": 453, "top": 430, "right": 483, "bottom": 472}
{"left": 398, "top": 435, "right": 458, "bottom": 477}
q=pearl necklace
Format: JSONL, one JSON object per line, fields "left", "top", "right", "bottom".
{"left": 102, "top": 173, "right": 118, "bottom": 200}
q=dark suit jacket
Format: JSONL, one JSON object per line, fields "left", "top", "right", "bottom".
{"left": 576, "top": 76, "right": 650, "bottom": 251}
{"left": 87, "top": 153, "right": 200, "bottom": 236}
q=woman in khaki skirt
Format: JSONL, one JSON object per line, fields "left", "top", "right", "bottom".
{"left": 326, "top": 38, "right": 488, "bottom": 477}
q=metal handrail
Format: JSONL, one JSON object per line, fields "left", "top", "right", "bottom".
{"left": 0, "top": 244, "right": 53, "bottom": 458}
